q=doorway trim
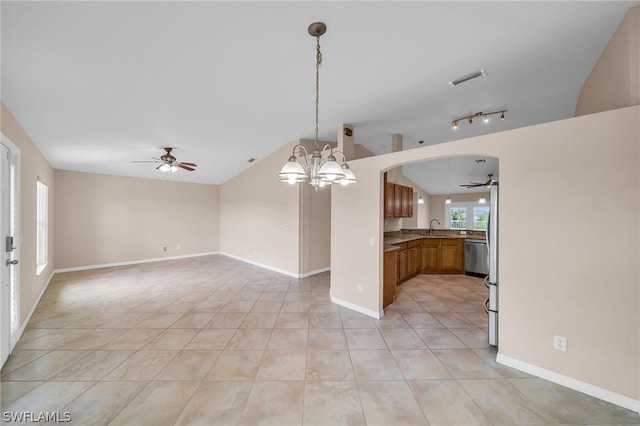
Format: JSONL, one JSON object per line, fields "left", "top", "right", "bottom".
{"left": 1, "top": 133, "right": 21, "bottom": 366}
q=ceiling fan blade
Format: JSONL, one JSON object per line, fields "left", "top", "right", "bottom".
{"left": 131, "top": 160, "right": 159, "bottom": 163}
{"left": 155, "top": 164, "right": 164, "bottom": 170}
{"left": 179, "top": 162, "right": 197, "bottom": 167}
{"left": 460, "top": 183, "right": 483, "bottom": 188}
{"left": 176, "top": 163, "right": 195, "bottom": 171}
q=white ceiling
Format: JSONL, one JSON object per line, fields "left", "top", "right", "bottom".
{"left": 2, "top": 1, "right": 637, "bottom": 193}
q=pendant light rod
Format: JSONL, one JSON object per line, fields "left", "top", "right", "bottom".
{"left": 310, "top": 22, "right": 325, "bottom": 148}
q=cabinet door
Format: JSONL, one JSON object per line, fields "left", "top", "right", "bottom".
{"left": 385, "top": 182, "right": 395, "bottom": 218}
{"left": 408, "top": 247, "right": 420, "bottom": 275}
{"left": 421, "top": 239, "right": 440, "bottom": 272}
{"left": 403, "top": 186, "right": 414, "bottom": 217}
{"left": 394, "top": 185, "right": 403, "bottom": 217}
{"left": 383, "top": 251, "right": 397, "bottom": 308}
{"left": 401, "top": 186, "right": 411, "bottom": 217}
{"left": 398, "top": 250, "right": 408, "bottom": 282}
{"left": 441, "top": 239, "right": 464, "bottom": 272}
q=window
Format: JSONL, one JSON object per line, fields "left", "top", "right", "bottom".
{"left": 449, "top": 206, "right": 466, "bottom": 229}
{"left": 36, "top": 180, "right": 48, "bottom": 275}
{"left": 445, "top": 201, "right": 489, "bottom": 231}
{"left": 473, "top": 206, "right": 490, "bottom": 230}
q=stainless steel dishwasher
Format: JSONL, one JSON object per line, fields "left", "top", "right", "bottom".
{"left": 464, "top": 239, "right": 488, "bottom": 277}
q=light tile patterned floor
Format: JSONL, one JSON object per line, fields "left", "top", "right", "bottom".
{"left": 1, "top": 255, "right": 639, "bottom": 425}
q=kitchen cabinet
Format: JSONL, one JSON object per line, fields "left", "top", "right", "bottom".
{"left": 420, "top": 238, "right": 464, "bottom": 274}
{"left": 441, "top": 239, "right": 464, "bottom": 272}
{"left": 401, "top": 185, "right": 413, "bottom": 217}
{"left": 407, "top": 239, "right": 420, "bottom": 276}
{"left": 397, "top": 243, "right": 408, "bottom": 282}
{"left": 383, "top": 250, "right": 398, "bottom": 308}
{"left": 385, "top": 182, "right": 395, "bottom": 218}
{"left": 383, "top": 173, "right": 414, "bottom": 218}
{"left": 397, "top": 239, "right": 421, "bottom": 284}
{"left": 420, "top": 238, "right": 440, "bottom": 271}
{"left": 393, "top": 184, "right": 403, "bottom": 217}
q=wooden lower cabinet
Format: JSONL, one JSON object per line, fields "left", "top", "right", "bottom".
{"left": 397, "top": 240, "right": 421, "bottom": 284}
{"left": 420, "top": 238, "right": 464, "bottom": 274}
{"left": 397, "top": 243, "right": 408, "bottom": 282}
{"left": 383, "top": 250, "right": 398, "bottom": 308}
{"left": 441, "top": 239, "right": 464, "bottom": 272}
{"left": 420, "top": 238, "right": 440, "bottom": 271}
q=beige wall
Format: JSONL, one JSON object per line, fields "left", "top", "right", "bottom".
{"left": 55, "top": 170, "right": 219, "bottom": 269}
{"left": 575, "top": 5, "right": 639, "bottom": 116}
{"left": 331, "top": 106, "right": 639, "bottom": 402}
{"left": 1, "top": 102, "right": 56, "bottom": 325}
{"left": 220, "top": 140, "right": 305, "bottom": 276}
{"left": 300, "top": 182, "right": 331, "bottom": 274}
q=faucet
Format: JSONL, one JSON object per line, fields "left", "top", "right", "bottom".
{"left": 429, "top": 219, "right": 441, "bottom": 236}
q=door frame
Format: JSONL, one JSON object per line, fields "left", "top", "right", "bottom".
{"left": 1, "top": 133, "right": 21, "bottom": 366}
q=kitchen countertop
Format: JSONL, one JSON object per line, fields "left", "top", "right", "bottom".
{"left": 384, "top": 232, "right": 485, "bottom": 247}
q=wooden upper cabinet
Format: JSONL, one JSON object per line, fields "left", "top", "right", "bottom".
{"left": 385, "top": 182, "right": 395, "bottom": 218}
{"left": 401, "top": 186, "right": 412, "bottom": 217}
{"left": 382, "top": 173, "right": 414, "bottom": 218}
{"left": 393, "top": 184, "right": 403, "bottom": 217}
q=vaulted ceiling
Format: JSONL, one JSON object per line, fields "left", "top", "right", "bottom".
{"left": 2, "top": 1, "right": 636, "bottom": 193}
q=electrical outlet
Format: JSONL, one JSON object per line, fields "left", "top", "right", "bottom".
{"left": 357, "top": 283, "right": 363, "bottom": 293}
{"left": 553, "top": 335, "right": 567, "bottom": 352}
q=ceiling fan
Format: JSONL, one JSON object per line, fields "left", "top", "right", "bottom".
{"left": 460, "top": 173, "right": 494, "bottom": 188}
{"left": 132, "top": 147, "right": 197, "bottom": 172}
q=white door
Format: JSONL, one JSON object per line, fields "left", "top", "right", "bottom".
{"left": 1, "top": 138, "right": 20, "bottom": 367}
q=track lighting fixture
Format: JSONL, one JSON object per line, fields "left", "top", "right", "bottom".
{"left": 451, "top": 110, "right": 507, "bottom": 130}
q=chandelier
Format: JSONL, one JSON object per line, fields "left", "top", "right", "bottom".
{"left": 279, "top": 22, "right": 357, "bottom": 190}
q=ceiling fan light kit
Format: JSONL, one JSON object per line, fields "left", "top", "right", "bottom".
{"left": 278, "top": 22, "right": 358, "bottom": 190}
{"left": 132, "top": 147, "right": 198, "bottom": 173}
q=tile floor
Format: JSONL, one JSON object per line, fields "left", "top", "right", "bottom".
{"left": 1, "top": 255, "right": 639, "bottom": 425}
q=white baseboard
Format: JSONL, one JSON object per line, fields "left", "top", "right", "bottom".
{"left": 220, "top": 252, "right": 330, "bottom": 279}
{"left": 12, "top": 270, "right": 55, "bottom": 352}
{"left": 53, "top": 252, "right": 220, "bottom": 273}
{"left": 496, "top": 353, "right": 640, "bottom": 414}
{"left": 300, "top": 266, "right": 330, "bottom": 278}
{"left": 330, "top": 294, "right": 383, "bottom": 319}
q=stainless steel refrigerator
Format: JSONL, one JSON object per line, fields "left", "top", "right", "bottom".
{"left": 486, "top": 180, "right": 499, "bottom": 346}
